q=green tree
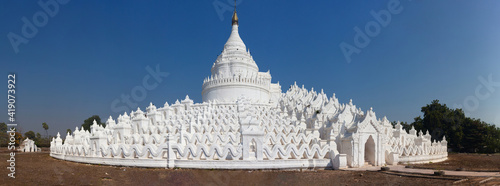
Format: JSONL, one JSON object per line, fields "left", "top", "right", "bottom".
{"left": 412, "top": 116, "right": 424, "bottom": 132}
{"left": 0, "top": 122, "right": 7, "bottom": 147}
{"left": 81, "top": 115, "right": 105, "bottom": 131}
{"left": 42, "top": 122, "right": 49, "bottom": 138}
{"left": 14, "top": 132, "right": 23, "bottom": 146}
{"left": 391, "top": 121, "right": 412, "bottom": 133}
{"left": 34, "top": 132, "right": 43, "bottom": 146}
{"left": 483, "top": 124, "right": 500, "bottom": 153}
{"left": 0, "top": 122, "right": 6, "bottom": 132}
{"left": 417, "top": 100, "right": 464, "bottom": 151}
{"left": 410, "top": 99, "right": 500, "bottom": 153}
{"left": 66, "top": 129, "right": 72, "bottom": 134}
{"left": 24, "top": 131, "right": 36, "bottom": 140}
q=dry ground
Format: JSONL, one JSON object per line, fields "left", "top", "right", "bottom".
{"left": 0, "top": 150, "right": 496, "bottom": 185}
{"left": 411, "top": 153, "right": 500, "bottom": 172}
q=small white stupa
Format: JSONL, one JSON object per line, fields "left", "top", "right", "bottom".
{"left": 19, "top": 138, "right": 40, "bottom": 152}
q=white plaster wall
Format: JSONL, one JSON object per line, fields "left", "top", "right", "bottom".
{"left": 202, "top": 85, "right": 270, "bottom": 103}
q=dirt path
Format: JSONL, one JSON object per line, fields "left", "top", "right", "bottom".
{"left": 348, "top": 165, "right": 500, "bottom": 177}
{"left": 0, "top": 152, "right": 459, "bottom": 185}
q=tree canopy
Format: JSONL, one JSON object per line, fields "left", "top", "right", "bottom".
{"left": 42, "top": 122, "right": 49, "bottom": 138}
{"left": 25, "top": 131, "right": 36, "bottom": 140}
{"left": 0, "top": 122, "right": 23, "bottom": 147}
{"left": 81, "top": 115, "right": 106, "bottom": 131}
{"left": 13, "top": 132, "right": 23, "bottom": 147}
{"left": 0, "top": 122, "right": 6, "bottom": 132}
{"left": 397, "top": 100, "right": 500, "bottom": 153}
{"left": 0, "top": 122, "right": 7, "bottom": 147}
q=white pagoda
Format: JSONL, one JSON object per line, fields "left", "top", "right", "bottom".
{"left": 50, "top": 7, "right": 447, "bottom": 169}
{"left": 19, "top": 138, "right": 40, "bottom": 152}
{"left": 202, "top": 10, "right": 281, "bottom": 104}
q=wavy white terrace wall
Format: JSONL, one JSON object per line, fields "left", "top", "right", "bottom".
{"left": 51, "top": 85, "right": 447, "bottom": 169}
{"left": 51, "top": 97, "right": 343, "bottom": 169}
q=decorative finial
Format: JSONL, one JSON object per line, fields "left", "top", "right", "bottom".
{"left": 232, "top": 0, "right": 238, "bottom": 25}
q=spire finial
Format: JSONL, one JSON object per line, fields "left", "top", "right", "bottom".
{"left": 232, "top": 0, "right": 239, "bottom": 25}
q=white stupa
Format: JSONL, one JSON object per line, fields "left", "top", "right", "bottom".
{"left": 51, "top": 7, "right": 447, "bottom": 169}
{"left": 19, "top": 138, "right": 40, "bottom": 152}
{"left": 202, "top": 10, "right": 281, "bottom": 104}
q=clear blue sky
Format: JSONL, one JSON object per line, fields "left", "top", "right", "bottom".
{"left": 1, "top": 0, "right": 499, "bottom": 136}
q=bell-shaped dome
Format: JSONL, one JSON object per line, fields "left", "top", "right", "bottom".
{"left": 224, "top": 13, "right": 246, "bottom": 50}
{"left": 202, "top": 8, "right": 275, "bottom": 104}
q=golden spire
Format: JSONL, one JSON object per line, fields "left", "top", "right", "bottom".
{"left": 232, "top": 0, "right": 238, "bottom": 25}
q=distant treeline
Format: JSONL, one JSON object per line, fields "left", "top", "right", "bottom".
{"left": 0, "top": 124, "right": 52, "bottom": 147}
{"left": 392, "top": 100, "right": 500, "bottom": 153}
{"left": 0, "top": 115, "right": 106, "bottom": 148}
